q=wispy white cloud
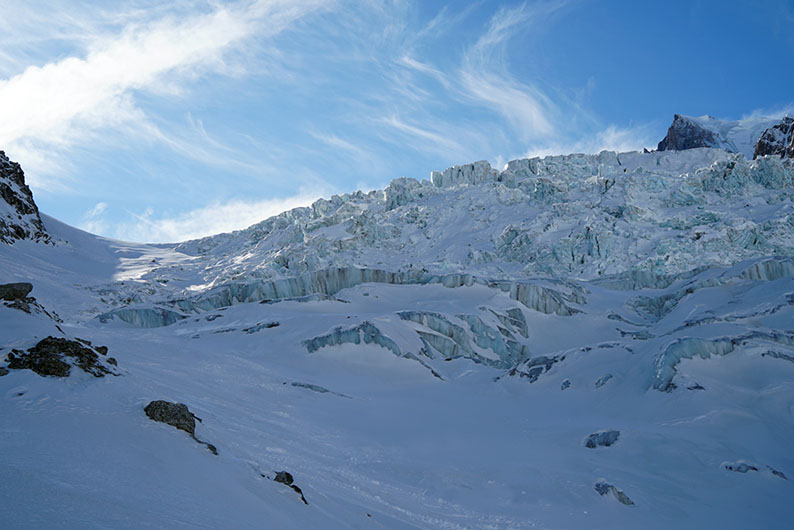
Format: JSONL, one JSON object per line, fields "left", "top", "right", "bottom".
{"left": 379, "top": 115, "right": 466, "bottom": 160}
{"left": 80, "top": 201, "right": 111, "bottom": 236}
{"left": 458, "top": 1, "right": 566, "bottom": 142}
{"left": 373, "top": 1, "right": 574, "bottom": 164}
{"left": 86, "top": 190, "right": 330, "bottom": 243}
{"left": 1, "top": 0, "right": 670, "bottom": 243}
{"left": 0, "top": 0, "right": 328, "bottom": 187}
{"left": 524, "top": 124, "right": 656, "bottom": 159}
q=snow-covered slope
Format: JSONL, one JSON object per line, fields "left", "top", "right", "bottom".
{"left": 2, "top": 145, "right": 794, "bottom": 529}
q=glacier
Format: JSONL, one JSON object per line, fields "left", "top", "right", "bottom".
{"left": 2, "top": 136, "right": 794, "bottom": 529}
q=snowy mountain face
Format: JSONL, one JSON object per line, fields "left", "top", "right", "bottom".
{"left": 754, "top": 116, "right": 794, "bottom": 159}
{"left": 2, "top": 129, "right": 794, "bottom": 529}
{"left": 657, "top": 113, "right": 781, "bottom": 160}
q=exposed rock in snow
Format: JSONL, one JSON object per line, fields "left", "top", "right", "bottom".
{"left": 506, "top": 354, "right": 560, "bottom": 383}
{"left": 657, "top": 114, "right": 780, "bottom": 159}
{"left": 144, "top": 400, "right": 217, "bottom": 455}
{"left": 658, "top": 114, "right": 721, "bottom": 152}
{"left": 585, "top": 430, "right": 621, "bottom": 448}
{"left": 722, "top": 461, "right": 758, "bottom": 473}
{"left": 594, "top": 481, "right": 635, "bottom": 506}
{"left": 0, "top": 151, "right": 50, "bottom": 244}
{"left": 0, "top": 282, "right": 32, "bottom": 301}
{"left": 754, "top": 116, "right": 794, "bottom": 159}
{"left": 595, "top": 374, "right": 613, "bottom": 388}
{"left": 6, "top": 336, "right": 117, "bottom": 378}
{"left": 243, "top": 321, "right": 280, "bottom": 334}
{"left": 273, "top": 471, "right": 308, "bottom": 505}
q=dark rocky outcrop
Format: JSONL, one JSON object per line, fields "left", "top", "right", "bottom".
{"left": 753, "top": 116, "right": 794, "bottom": 159}
{"left": 506, "top": 355, "right": 559, "bottom": 383}
{"left": 289, "top": 381, "right": 351, "bottom": 398}
{"left": 6, "top": 336, "right": 117, "bottom": 378}
{"left": 584, "top": 430, "right": 620, "bottom": 448}
{"left": 723, "top": 461, "right": 758, "bottom": 473}
{"left": 0, "top": 282, "right": 32, "bottom": 301}
{"left": 594, "top": 481, "right": 634, "bottom": 505}
{"left": 657, "top": 115, "right": 719, "bottom": 152}
{"left": 144, "top": 400, "right": 217, "bottom": 454}
{"left": 0, "top": 151, "right": 50, "bottom": 244}
{"left": 595, "top": 373, "right": 613, "bottom": 388}
{"left": 243, "top": 321, "right": 280, "bottom": 334}
{"left": 1, "top": 285, "right": 62, "bottom": 322}
{"left": 273, "top": 471, "right": 308, "bottom": 504}
{"left": 723, "top": 461, "right": 788, "bottom": 479}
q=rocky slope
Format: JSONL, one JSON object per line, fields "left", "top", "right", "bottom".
{"left": 0, "top": 151, "right": 50, "bottom": 244}
{"left": 656, "top": 113, "right": 780, "bottom": 159}
{"left": 754, "top": 116, "right": 794, "bottom": 159}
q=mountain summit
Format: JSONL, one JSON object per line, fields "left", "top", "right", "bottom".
{"left": 656, "top": 113, "right": 781, "bottom": 159}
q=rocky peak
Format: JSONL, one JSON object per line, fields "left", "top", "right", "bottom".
{"left": 657, "top": 114, "right": 719, "bottom": 152}
{"left": 753, "top": 116, "right": 794, "bottom": 159}
{"left": 0, "top": 151, "right": 50, "bottom": 244}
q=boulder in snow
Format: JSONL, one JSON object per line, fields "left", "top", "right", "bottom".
{"left": 585, "top": 430, "right": 620, "bottom": 448}
{"left": 594, "top": 481, "right": 634, "bottom": 506}
{"left": 0, "top": 282, "right": 32, "bottom": 301}
{"left": 144, "top": 400, "right": 217, "bottom": 455}
{"left": 274, "top": 470, "right": 308, "bottom": 504}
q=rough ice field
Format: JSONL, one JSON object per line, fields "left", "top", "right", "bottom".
{"left": 2, "top": 147, "right": 794, "bottom": 529}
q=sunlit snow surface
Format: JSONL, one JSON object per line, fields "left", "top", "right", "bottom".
{"left": 2, "top": 148, "right": 794, "bottom": 529}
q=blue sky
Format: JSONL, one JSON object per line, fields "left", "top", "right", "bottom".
{"left": 1, "top": 0, "right": 792, "bottom": 242}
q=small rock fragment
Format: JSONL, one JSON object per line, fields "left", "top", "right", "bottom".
{"left": 585, "top": 430, "right": 620, "bottom": 448}
{"left": 595, "top": 374, "right": 613, "bottom": 388}
{"left": 594, "top": 481, "right": 634, "bottom": 506}
{"left": 274, "top": 470, "right": 308, "bottom": 504}
{"left": 560, "top": 379, "right": 571, "bottom": 390}
{"left": 723, "top": 461, "right": 758, "bottom": 473}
